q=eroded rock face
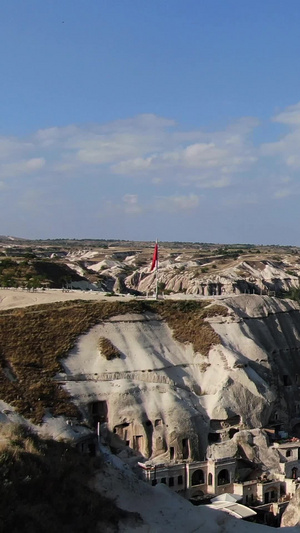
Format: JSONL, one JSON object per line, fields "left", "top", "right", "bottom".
{"left": 125, "top": 260, "right": 300, "bottom": 297}
{"left": 281, "top": 487, "right": 300, "bottom": 527}
{"left": 207, "top": 429, "right": 281, "bottom": 476}
{"left": 60, "top": 312, "right": 210, "bottom": 461}
{"left": 211, "top": 295, "right": 300, "bottom": 431}
{"left": 60, "top": 295, "right": 300, "bottom": 465}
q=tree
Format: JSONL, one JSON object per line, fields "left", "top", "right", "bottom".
{"left": 157, "top": 282, "right": 166, "bottom": 294}
{"left": 286, "top": 287, "right": 300, "bottom": 303}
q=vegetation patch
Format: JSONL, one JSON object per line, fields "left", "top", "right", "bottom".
{"left": 201, "top": 304, "right": 228, "bottom": 318}
{"left": 0, "top": 424, "right": 141, "bottom": 533}
{"left": 286, "top": 270, "right": 298, "bottom": 277}
{"left": 155, "top": 300, "right": 228, "bottom": 356}
{"left": 0, "top": 299, "right": 228, "bottom": 423}
{"left": 98, "top": 337, "right": 122, "bottom": 360}
{"left": 0, "top": 258, "right": 86, "bottom": 289}
{"left": 284, "top": 287, "right": 300, "bottom": 302}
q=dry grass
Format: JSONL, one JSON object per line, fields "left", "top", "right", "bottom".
{"left": 155, "top": 300, "right": 227, "bottom": 356}
{"left": 0, "top": 299, "right": 227, "bottom": 423}
{"left": 98, "top": 337, "right": 122, "bottom": 360}
{"left": 0, "top": 423, "right": 140, "bottom": 533}
{"left": 201, "top": 304, "right": 229, "bottom": 318}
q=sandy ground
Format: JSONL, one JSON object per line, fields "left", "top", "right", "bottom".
{"left": 0, "top": 287, "right": 220, "bottom": 311}
{"left": 0, "top": 288, "right": 136, "bottom": 310}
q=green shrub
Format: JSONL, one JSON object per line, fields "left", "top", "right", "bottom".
{"left": 286, "top": 270, "right": 298, "bottom": 277}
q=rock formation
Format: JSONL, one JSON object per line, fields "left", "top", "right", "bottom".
{"left": 126, "top": 259, "right": 300, "bottom": 296}
{"left": 64, "top": 245, "right": 300, "bottom": 297}
{"left": 58, "top": 295, "right": 300, "bottom": 471}
{"left": 281, "top": 487, "right": 300, "bottom": 527}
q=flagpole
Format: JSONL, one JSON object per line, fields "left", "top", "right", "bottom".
{"left": 150, "top": 240, "right": 159, "bottom": 299}
{"left": 155, "top": 239, "right": 158, "bottom": 300}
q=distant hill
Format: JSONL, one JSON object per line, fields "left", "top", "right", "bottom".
{"left": 0, "top": 235, "right": 26, "bottom": 243}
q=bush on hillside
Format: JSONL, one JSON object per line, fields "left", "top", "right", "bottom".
{"left": 98, "top": 337, "right": 122, "bottom": 360}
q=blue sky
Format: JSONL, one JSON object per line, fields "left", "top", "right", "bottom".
{"left": 2, "top": 0, "right": 300, "bottom": 244}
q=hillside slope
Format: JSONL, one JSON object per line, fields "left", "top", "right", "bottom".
{"left": 1, "top": 295, "right": 300, "bottom": 465}
{"left": 1, "top": 295, "right": 300, "bottom": 530}
{"left": 57, "top": 295, "right": 300, "bottom": 465}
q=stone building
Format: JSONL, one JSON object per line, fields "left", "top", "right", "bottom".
{"left": 139, "top": 457, "right": 236, "bottom": 499}
{"left": 233, "top": 479, "right": 281, "bottom": 506}
{"left": 272, "top": 441, "right": 300, "bottom": 480}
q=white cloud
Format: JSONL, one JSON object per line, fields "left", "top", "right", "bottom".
{"left": 273, "top": 102, "right": 300, "bottom": 126}
{"left": 24, "top": 158, "right": 45, "bottom": 171}
{"left": 261, "top": 131, "right": 300, "bottom": 167}
{"left": 34, "top": 125, "right": 79, "bottom": 146}
{"left": 273, "top": 188, "right": 293, "bottom": 199}
{"left": 155, "top": 194, "right": 200, "bottom": 212}
{"left": 4, "top": 109, "right": 300, "bottom": 240}
{"left": 76, "top": 135, "right": 147, "bottom": 165}
{"left": 279, "top": 175, "right": 292, "bottom": 184}
{"left": 0, "top": 137, "right": 33, "bottom": 160}
{"left": 122, "top": 194, "right": 143, "bottom": 214}
{"left": 123, "top": 194, "right": 138, "bottom": 204}
{"left": 112, "top": 156, "right": 155, "bottom": 174}
{"left": 103, "top": 113, "right": 176, "bottom": 133}
{"left": 103, "top": 192, "right": 200, "bottom": 217}
{"left": 261, "top": 101, "right": 300, "bottom": 169}
{"left": 183, "top": 143, "right": 227, "bottom": 168}
{"left": 100, "top": 194, "right": 144, "bottom": 217}
{"left": 194, "top": 176, "right": 231, "bottom": 188}
{"left": 0, "top": 114, "right": 259, "bottom": 193}
{"left": 222, "top": 192, "right": 259, "bottom": 207}
{"left": 109, "top": 117, "right": 257, "bottom": 188}
{"left": 0, "top": 158, "right": 45, "bottom": 179}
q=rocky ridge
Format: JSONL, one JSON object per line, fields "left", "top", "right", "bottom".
{"left": 56, "top": 295, "right": 300, "bottom": 476}
{"left": 2, "top": 239, "right": 300, "bottom": 297}
{"left": 66, "top": 248, "right": 300, "bottom": 296}
{"left": 1, "top": 290, "right": 300, "bottom": 528}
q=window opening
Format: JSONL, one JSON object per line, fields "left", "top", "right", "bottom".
{"left": 182, "top": 438, "right": 189, "bottom": 460}
{"left": 217, "top": 469, "right": 230, "bottom": 486}
{"left": 191, "top": 469, "right": 204, "bottom": 486}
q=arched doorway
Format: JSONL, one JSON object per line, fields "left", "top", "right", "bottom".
{"left": 89, "top": 400, "right": 108, "bottom": 428}
{"left": 217, "top": 469, "right": 230, "bottom": 486}
{"left": 191, "top": 469, "right": 204, "bottom": 486}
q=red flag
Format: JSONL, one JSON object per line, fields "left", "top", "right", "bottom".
{"left": 150, "top": 242, "right": 158, "bottom": 272}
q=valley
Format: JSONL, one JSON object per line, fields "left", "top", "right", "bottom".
{"left": 2, "top": 238, "right": 300, "bottom": 530}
